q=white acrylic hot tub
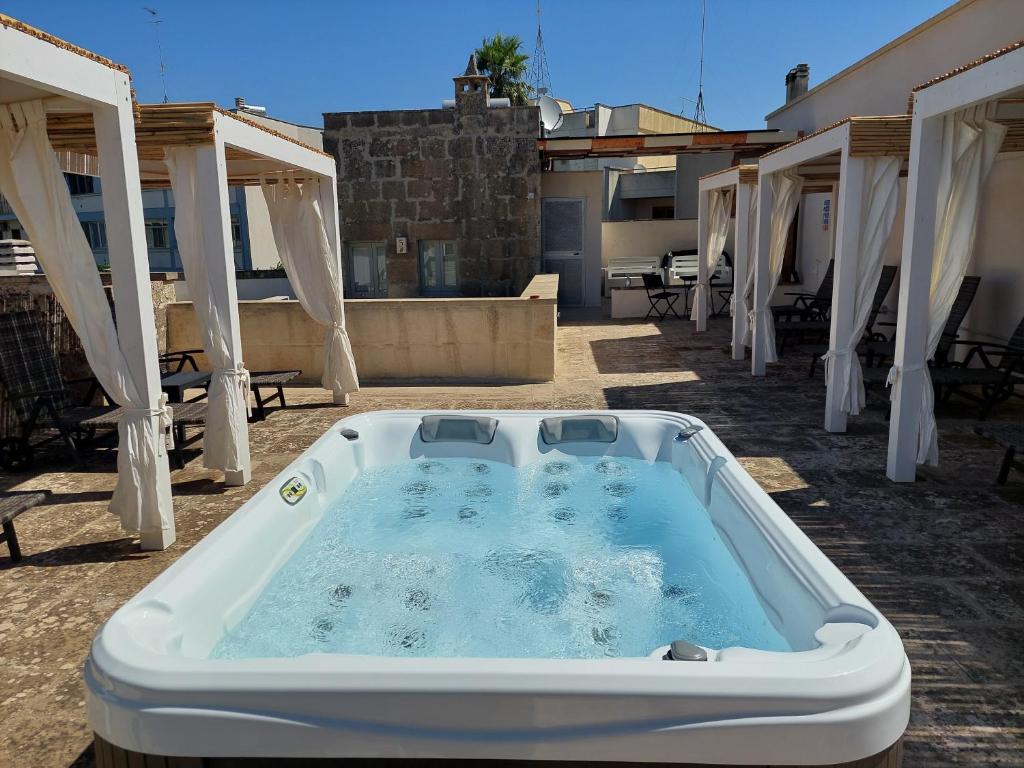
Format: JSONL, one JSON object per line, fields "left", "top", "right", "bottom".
{"left": 86, "top": 410, "right": 909, "bottom": 765}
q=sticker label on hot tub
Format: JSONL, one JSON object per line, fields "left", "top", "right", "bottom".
{"left": 279, "top": 477, "right": 308, "bottom": 505}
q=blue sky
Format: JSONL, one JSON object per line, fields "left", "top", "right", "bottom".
{"left": 5, "top": 1, "right": 951, "bottom": 129}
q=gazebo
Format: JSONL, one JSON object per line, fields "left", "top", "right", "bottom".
{"left": 0, "top": 16, "right": 174, "bottom": 548}
{"left": 694, "top": 164, "right": 758, "bottom": 359}
{"left": 887, "top": 40, "right": 1024, "bottom": 481}
{"left": 46, "top": 103, "right": 360, "bottom": 488}
{"left": 749, "top": 117, "right": 912, "bottom": 434}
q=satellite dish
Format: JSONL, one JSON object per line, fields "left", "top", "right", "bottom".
{"left": 538, "top": 94, "right": 564, "bottom": 132}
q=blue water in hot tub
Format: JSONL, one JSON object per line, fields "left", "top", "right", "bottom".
{"left": 211, "top": 456, "right": 791, "bottom": 660}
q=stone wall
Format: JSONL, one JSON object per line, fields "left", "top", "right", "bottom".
{"left": 166, "top": 274, "right": 559, "bottom": 383}
{"left": 323, "top": 101, "right": 542, "bottom": 298}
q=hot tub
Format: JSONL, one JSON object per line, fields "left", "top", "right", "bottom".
{"left": 86, "top": 410, "right": 909, "bottom": 766}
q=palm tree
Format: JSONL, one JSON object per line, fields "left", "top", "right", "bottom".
{"left": 474, "top": 34, "right": 531, "bottom": 106}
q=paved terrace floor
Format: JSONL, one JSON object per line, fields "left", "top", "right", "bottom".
{"left": 1, "top": 314, "right": 1021, "bottom": 768}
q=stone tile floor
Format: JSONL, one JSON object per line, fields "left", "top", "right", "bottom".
{"left": 1, "top": 314, "right": 1021, "bottom": 767}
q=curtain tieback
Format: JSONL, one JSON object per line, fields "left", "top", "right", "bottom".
{"left": 820, "top": 347, "right": 856, "bottom": 379}
{"left": 747, "top": 307, "right": 769, "bottom": 328}
{"left": 885, "top": 362, "right": 926, "bottom": 388}
{"left": 215, "top": 364, "right": 252, "bottom": 417}
{"left": 124, "top": 392, "right": 175, "bottom": 455}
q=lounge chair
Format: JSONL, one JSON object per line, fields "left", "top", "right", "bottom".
{"left": 974, "top": 422, "right": 1024, "bottom": 484}
{"left": 936, "top": 314, "right": 1024, "bottom": 419}
{"left": 161, "top": 348, "right": 300, "bottom": 421}
{"left": 249, "top": 370, "right": 301, "bottom": 421}
{"left": 772, "top": 259, "right": 834, "bottom": 322}
{"left": 159, "top": 348, "right": 203, "bottom": 375}
{"left": 0, "top": 490, "right": 48, "bottom": 562}
{"left": 0, "top": 311, "right": 206, "bottom": 471}
{"left": 0, "top": 310, "right": 119, "bottom": 471}
{"left": 861, "top": 276, "right": 981, "bottom": 369}
{"left": 795, "top": 265, "right": 899, "bottom": 369}
{"left": 642, "top": 273, "right": 684, "bottom": 321}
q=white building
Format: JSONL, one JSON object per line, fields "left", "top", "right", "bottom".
{"left": 764, "top": 0, "right": 1024, "bottom": 343}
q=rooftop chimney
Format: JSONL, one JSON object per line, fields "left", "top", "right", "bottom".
{"left": 234, "top": 96, "right": 268, "bottom": 116}
{"left": 785, "top": 64, "right": 810, "bottom": 103}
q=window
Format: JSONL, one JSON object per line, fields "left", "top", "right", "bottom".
{"left": 145, "top": 220, "right": 169, "bottom": 250}
{"left": 231, "top": 216, "right": 243, "bottom": 249}
{"left": 64, "top": 173, "right": 96, "bottom": 195}
{"left": 418, "top": 240, "right": 457, "bottom": 295}
{"left": 81, "top": 220, "right": 107, "bottom": 250}
{"left": 345, "top": 242, "right": 387, "bottom": 298}
{"left": 651, "top": 205, "right": 675, "bottom": 220}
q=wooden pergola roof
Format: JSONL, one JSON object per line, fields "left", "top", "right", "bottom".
{"left": 45, "top": 102, "right": 329, "bottom": 187}
{"left": 699, "top": 163, "right": 759, "bottom": 187}
{"left": 537, "top": 129, "right": 797, "bottom": 160}
{"left": 760, "top": 116, "right": 913, "bottom": 162}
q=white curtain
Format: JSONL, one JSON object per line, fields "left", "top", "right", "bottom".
{"left": 889, "top": 103, "right": 1006, "bottom": 466}
{"left": 692, "top": 187, "right": 733, "bottom": 321}
{"left": 750, "top": 170, "right": 803, "bottom": 363}
{"left": 164, "top": 147, "right": 250, "bottom": 473}
{"left": 261, "top": 177, "right": 358, "bottom": 399}
{"left": 737, "top": 187, "right": 759, "bottom": 343}
{"left": 822, "top": 157, "right": 901, "bottom": 415}
{"left": 0, "top": 100, "right": 172, "bottom": 535}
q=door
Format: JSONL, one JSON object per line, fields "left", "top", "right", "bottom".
{"left": 542, "top": 197, "right": 585, "bottom": 307}
{"left": 345, "top": 242, "right": 387, "bottom": 298}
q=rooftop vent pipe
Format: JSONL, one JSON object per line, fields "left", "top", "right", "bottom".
{"left": 785, "top": 64, "right": 809, "bottom": 103}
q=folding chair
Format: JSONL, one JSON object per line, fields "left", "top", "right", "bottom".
{"left": 642, "top": 273, "right": 684, "bottom": 321}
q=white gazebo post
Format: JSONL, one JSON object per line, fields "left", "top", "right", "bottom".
{"left": 887, "top": 42, "right": 1024, "bottom": 481}
{"left": 823, "top": 141, "right": 864, "bottom": 433}
{"left": 695, "top": 188, "right": 710, "bottom": 331}
{"left": 750, "top": 171, "right": 775, "bottom": 376}
{"left": 317, "top": 172, "right": 350, "bottom": 406}
{"left": 0, "top": 16, "right": 174, "bottom": 549}
{"left": 732, "top": 181, "right": 754, "bottom": 360}
{"left": 195, "top": 136, "right": 251, "bottom": 486}
{"left": 95, "top": 82, "right": 177, "bottom": 546}
{"left": 697, "top": 165, "right": 758, "bottom": 358}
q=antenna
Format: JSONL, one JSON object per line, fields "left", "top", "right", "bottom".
{"left": 692, "top": 0, "right": 708, "bottom": 130}
{"left": 527, "top": 0, "right": 553, "bottom": 97}
{"left": 143, "top": 6, "right": 169, "bottom": 103}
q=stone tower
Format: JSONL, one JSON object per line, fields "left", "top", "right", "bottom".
{"left": 453, "top": 54, "right": 490, "bottom": 114}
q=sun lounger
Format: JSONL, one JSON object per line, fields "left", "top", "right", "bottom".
{"left": 974, "top": 422, "right": 1024, "bottom": 484}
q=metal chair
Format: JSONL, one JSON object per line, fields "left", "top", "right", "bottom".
{"left": 772, "top": 259, "right": 835, "bottom": 322}
{"left": 642, "top": 273, "right": 684, "bottom": 321}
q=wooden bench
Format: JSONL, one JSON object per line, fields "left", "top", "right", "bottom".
{"left": 1, "top": 491, "right": 49, "bottom": 562}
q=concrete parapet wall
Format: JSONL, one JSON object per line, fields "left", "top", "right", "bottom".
{"left": 166, "top": 274, "right": 558, "bottom": 383}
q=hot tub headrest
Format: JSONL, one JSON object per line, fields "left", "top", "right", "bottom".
{"left": 540, "top": 415, "right": 618, "bottom": 444}
{"left": 420, "top": 414, "right": 498, "bottom": 444}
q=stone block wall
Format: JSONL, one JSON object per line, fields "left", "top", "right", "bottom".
{"left": 323, "top": 103, "right": 542, "bottom": 298}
